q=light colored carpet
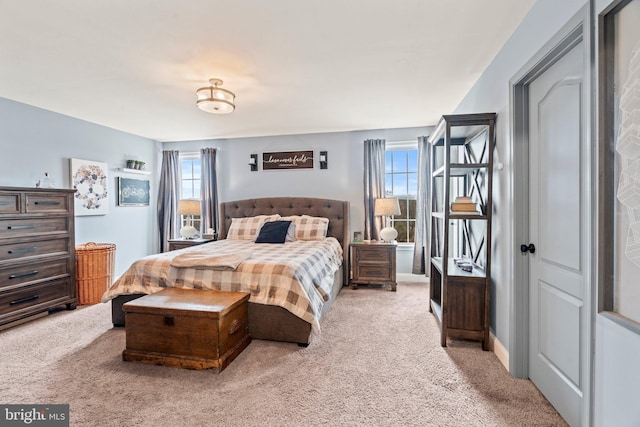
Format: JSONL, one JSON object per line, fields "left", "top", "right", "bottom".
{"left": 0, "top": 282, "right": 566, "bottom": 426}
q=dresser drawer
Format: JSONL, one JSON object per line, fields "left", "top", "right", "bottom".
{"left": 25, "top": 193, "right": 71, "bottom": 214}
{"left": 0, "top": 238, "right": 69, "bottom": 263}
{"left": 0, "top": 279, "right": 71, "bottom": 317}
{"left": 0, "top": 217, "right": 69, "bottom": 239}
{"left": 0, "top": 258, "right": 69, "bottom": 289}
{"left": 355, "top": 247, "right": 392, "bottom": 264}
{"left": 0, "top": 193, "right": 20, "bottom": 215}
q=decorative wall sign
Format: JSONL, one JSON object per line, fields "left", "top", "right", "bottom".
{"left": 70, "top": 158, "right": 109, "bottom": 216}
{"left": 262, "top": 150, "right": 314, "bottom": 170}
{"left": 118, "top": 177, "right": 150, "bottom": 206}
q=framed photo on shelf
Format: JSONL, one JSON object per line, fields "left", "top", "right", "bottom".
{"left": 353, "top": 231, "right": 363, "bottom": 242}
{"left": 117, "top": 177, "right": 150, "bottom": 206}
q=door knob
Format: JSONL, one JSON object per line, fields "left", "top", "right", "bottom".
{"left": 520, "top": 243, "right": 536, "bottom": 254}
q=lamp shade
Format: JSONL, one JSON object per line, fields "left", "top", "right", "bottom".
{"left": 196, "top": 78, "right": 235, "bottom": 114}
{"left": 178, "top": 199, "right": 201, "bottom": 216}
{"left": 374, "top": 198, "right": 401, "bottom": 216}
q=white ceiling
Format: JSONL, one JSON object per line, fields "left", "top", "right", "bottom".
{"left": 0, "top": 1, "right": 535, "bottom": 142}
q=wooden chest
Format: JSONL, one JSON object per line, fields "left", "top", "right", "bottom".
{"left": 122, "top": 288, "right": 251, "bottom": 372}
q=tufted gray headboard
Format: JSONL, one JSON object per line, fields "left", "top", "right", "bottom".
{"left": 218, "top": 197, "right": 350, "bottom": 283}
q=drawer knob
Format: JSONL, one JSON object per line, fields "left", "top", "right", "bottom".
{"left": 163, "top": 316, "right": 175, "bottom": 326}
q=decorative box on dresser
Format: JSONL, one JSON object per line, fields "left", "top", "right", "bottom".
{"left": 350, "top": 241, "right": 397, "bottom": 291}
{"left": 0, "top": 187, "right": 77, "bottom": 330}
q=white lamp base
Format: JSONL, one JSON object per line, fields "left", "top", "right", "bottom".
{"left": 379, "top": 227, "right": 398, "bottom": 243}
{"left": 180, "top": 225, "right": 198, "bottom": 239}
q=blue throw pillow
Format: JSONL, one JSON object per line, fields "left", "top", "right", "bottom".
{"left": 255, "top": 221, "right": 292, "bottom": 244}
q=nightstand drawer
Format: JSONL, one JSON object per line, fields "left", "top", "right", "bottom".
{"left": 167, "top": 238, "right": 216, "bottom": 252}
{"left": 356, "top": 265, "right": 392, "bottom": 281}
{"left": 350, "top": 242, "right": 397, "bottom": 291}
{"left": 356, "top": 247, "right": 392, "bottom": 263}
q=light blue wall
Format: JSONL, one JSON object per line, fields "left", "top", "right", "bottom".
{"left": 452, "top": 0, "right": 587, "bottom": 349}
{"left": 164, "top": 127, "right": 431, "bottom": 231}
{"left": 0, "top": 95, "right": 430, "bottom": 276}
{"left": 164, "top": 126, "right": 432, "bottom": 275}
{"left": 0, "top": 97, "right": 161, "bottom": 276}
{"left": 454, "top": 0, "right": 640, "bottom": 423}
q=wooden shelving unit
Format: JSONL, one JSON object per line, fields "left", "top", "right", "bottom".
{"left": 428, "top": 113, "right": 496, "bottom": 350}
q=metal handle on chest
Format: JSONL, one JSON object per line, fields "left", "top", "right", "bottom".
{"left": 229, "top": 319, "right": 241, "bottom": 335}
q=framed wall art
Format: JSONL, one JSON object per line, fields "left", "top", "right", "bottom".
{"left": 117, "top": 177, "right": 150, "bottom": 206}
{"left": 70, "top": 158, "right": 109, "bottom": 216}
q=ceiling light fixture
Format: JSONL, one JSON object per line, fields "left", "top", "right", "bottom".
{"left": 196, "top": 78, "right": 235, "bottom": 114}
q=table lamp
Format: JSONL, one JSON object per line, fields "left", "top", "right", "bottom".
{"left": 178, "top": 199, "right": 201, "bottom": 239}
{"left": 375, "top": 198, "right": 401, "bottom": 243}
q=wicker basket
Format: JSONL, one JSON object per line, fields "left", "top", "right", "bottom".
{"left": 75, "top": 242, "right": 116, "bottom": 305}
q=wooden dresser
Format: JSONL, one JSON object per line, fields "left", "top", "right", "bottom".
{"left": 0, "top": 187, "right": 77, "bottom": 329}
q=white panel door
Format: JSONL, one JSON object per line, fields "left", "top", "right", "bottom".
{"left": 528, "top": 41, "right": 586, "bottom": 427}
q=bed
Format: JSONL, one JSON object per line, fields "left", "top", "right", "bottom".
{"left": 106, "top": 197, "right": 349, "bottom": 346}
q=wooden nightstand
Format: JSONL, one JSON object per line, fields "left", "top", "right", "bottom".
{"left": 167, "top": 237, "right": 216, "bottom": 252}
{"left": 350, "top": 241, "right": 397, "bottom": 291}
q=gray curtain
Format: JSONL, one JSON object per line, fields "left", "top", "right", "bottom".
{"left": 363, "top": 139, "right": 386, "bottom": 241}
{"left": 200, "top": 147, "right": 219, "bottom": 235}
{"left": 413, "top": 136, "right": 431, "bottom": 275}
{"left": 157, "top": 150, "right": 180, "bottom": 253}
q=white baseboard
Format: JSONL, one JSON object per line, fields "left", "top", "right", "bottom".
{"left": 397, "top": 273, "right": 429, "bottom": 283}
{"left": 490, "top": 331, "right": 509, "bottom": 372}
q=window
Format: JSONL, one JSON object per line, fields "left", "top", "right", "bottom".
{"left": 180, "top": 154, "right": 201, "bottom": 230}
{"left": 385, "top": 143, "right": 418, "bottom": 243}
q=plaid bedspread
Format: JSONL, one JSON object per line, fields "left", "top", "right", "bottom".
{"left": 101, "top": 238, "right": 343, "bottom": 332}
